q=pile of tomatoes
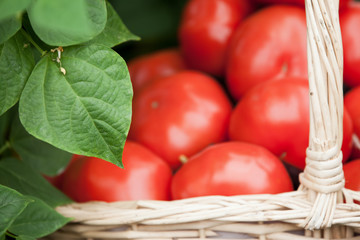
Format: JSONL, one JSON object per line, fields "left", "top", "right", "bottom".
{"left": 50, "top": 0, "right": 360, "bottom": 202}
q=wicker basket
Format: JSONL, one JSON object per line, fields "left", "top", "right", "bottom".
{"left": 47, "top": 0, "right": 360, "bottom": 239}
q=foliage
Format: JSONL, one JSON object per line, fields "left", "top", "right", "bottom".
{"left": 0, "top": 0, "right": 138, "bottom": 238}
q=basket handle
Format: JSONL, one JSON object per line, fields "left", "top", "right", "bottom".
{"left": 299, "top": 0, "right": 344, "bottom": 230}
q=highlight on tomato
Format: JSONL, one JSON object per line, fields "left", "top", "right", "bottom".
{"left": 128, "top": 70, "right": 233, "bottom": 170}
{"left": 171, "top": 141, "right": 293, "bottom": 200}
{"left": 178, "top": 0, "right": 254, "bottom": 77}
{"left": 61, "top": 141, "right": 173, "bottom": 202}
{"left": 127, "top": 48, "right": 187, "bottom": 94}
{"left": 225, "top": 5, "right": 308, "bottom": 100}
{"left": 228, "top": 78, "right": 353, "bottom": 170}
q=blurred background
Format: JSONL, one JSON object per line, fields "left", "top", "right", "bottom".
{"left": 109, "top": 0, "right": 188, "bottom": 61}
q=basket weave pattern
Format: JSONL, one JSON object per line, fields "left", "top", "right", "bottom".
{"left": 48, "top": 0, "right": 360, "bottom": 239}
{"left": 51, "top": 190, "right": 360, "bottom": 239}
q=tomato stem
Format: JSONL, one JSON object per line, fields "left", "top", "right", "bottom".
{"left": 279, "top": 152, "right": 287, "bottom": 161}
{"left": 179, "top": 154, "right": 188, "bottom": 164}
{"left": 20, "top": 28, "right": 47, "bottom": 56}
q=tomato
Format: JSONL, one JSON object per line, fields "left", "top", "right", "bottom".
{"left": 228, "top": 78, "right": 353, "bottom": 170}
{"left": 43, "top": 154, "right": 83, "bottom": 189}
{"left": 340, "top": 2, "right": 360, "bottom": 88}
{"left": 343, "top": 159, "right": 360, "bottom": 191}
{"left": 253, "top": 0, "right": 351, "bottom": 9}
{"left": 128, "top": 70, "right": 232, "bottom": 170}
{"left": 344, "top": 86, "right": 360, "bottom": 158}
{"left": 225, "top": 5, "right": 308, "bottom": 100}
{"left": 61, "top": 141, "right": 172, "bottom": 202}
{"left": 127, "top": 48, "right": 187, "bottom": 94}
{"left": 171, "top": 141, "right": 293, "bottom": 200}
{"left": 43, "top": 175, "right": 63, "bottom": 189}
{"left": 178, "top": 0, "right": 253, "bottom": 77}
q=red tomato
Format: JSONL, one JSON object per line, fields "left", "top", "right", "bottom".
{"left": 127, "top": 48, "right": 187, "bottom": 94}
{"left": 225, "top": 5, "right": 308, "bottom": 100}
{"left": 344, "top": 86, "right": 360, "bottom": 158}
{"left": 43, "top": 175, "right": 63, "bottom": 189}
{"left": 253, "top": 0, "right": 350, "bottom": 9}
{"left": 228, "top": 78, "right": 353, "bottom": 170}
{"left": 178, "top": 0, "right": 253, "bottom": 77}
{"left": 171, "top": 141, "right": 293, "bottom": 200}
{"left": 340, "top": 2, "right": 360, "bottom": 88}
{"left": 61, "top": 141, "right": 172, "bottom": 202}
{"left": 343, "top": 159, "right": 360, "bottom": 191}
{"left": 43, "top": 154, "right": 82, "bottom": 189}
{"left": 128, "top": 70, "right": 232, "bottom": 170}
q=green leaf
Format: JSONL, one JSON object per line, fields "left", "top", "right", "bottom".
{"left": 17, "top": 236, "right": 35, "bottom": 240}
{"left": 0, "top": 0, "right": 31, "bottom": 21}
{"left": 0, "top": 105, "right": 17, "bottom": 150}
{"left": 19, "top": 44, "right": 132, "bottom": 167}
{"left": 10, "top": 113, "right": 72, "bottom": 176}
{"left": 86, "top": 1, "right": 140, "bottom": 48}
{"left": 0, "top": 158, "right": 72, "bottom": 207}
{"left": 9, "top": 196, "right": 69, "bottom": 239}
{"left": 0, "top": 112, "right": 11, "bottom": 148}
{"left": 27, "top": 0, "right": 107, "bottom": 46}
{"left": 0, "top": 32, "right": 35, "bottom": 116}
{"left": 0, "top": 185, "right": 30, "bottom": 236}
{"left": 0, "top": 16, "right": 21, "bottom": 45}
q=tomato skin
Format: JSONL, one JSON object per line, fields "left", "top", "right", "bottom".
{"left": 128, "top": 70, "right": 232, "bottom": 170}
{"left": 343, "top": 159, "right": 360, "bottom": 191}
{"left": 253, "top": 0, "right": 350, "bottom": 9}
{"left": 178, "top": 0, "right": 253, "bottom": 77}
{"left": 340, "top": 2, "right": 360, "bottom": 88}
{"left": 127, "top": 48, "right": 187, "bottom": 94}
{"left": 228, "top": 78, "right": 353, "bottom": 170}
{"left": 343, "top": 108, "right": 355, "bottom": 161}
{"left": 43, "top": 175, "right": 63, "bottom": 189}
{"left": 344, "top": 86, "right": 360, "bottom": 158}
{"left": 171, "top": 141, "right": 293, "bottom": 200}
{"left": 61, "top": 141, "right": 173, "bottom": 202}
{"left": 43, "top": 154, "right": 83, "bottom": 189}
{"left": 225, "top": 5, "right": 308, "bottom": 100}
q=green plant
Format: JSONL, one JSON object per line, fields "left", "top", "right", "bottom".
{"left": 0, "top": 0, "right": 138, "bottom": 239}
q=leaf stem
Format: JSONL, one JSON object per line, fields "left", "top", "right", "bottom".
{"left": 0, "top": 141, "right": 10, "bottom": 155}
{"left": 20, "top": 28, "right": 47, "bottom": 56}
{"left": 5, "top": 231, "right": 18, "bottom": 239}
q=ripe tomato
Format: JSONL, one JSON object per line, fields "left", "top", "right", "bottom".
{"left": 344, "top": 86, "right": 360, "bottom": 158}
{"left": 43, "top": 175, "right": 63, "bottom": 189}
{"left": 228, "top": 78, "right": 353, "bottom": 170}
{"left": 340, "top": 2, "right": 360, "bottom": 88}
{"left": 178, "top": 0, "right": 253, "bottom": 77}
{"left": 61, "top": 141, "right": 172, "bottom": 202}
{"left": 171, "top": 141, "right": 293, "bottom": 200}
{"left": 343, "top": 159, "right": 360, "bottom": 191}
{"left": 253, "top": 0, "right": 350, "bottom": 9}
{"left": 225, "top": 5, "right": 308, "bottom": 100}
{"left": 128, "top": 70, "right": 232, "bottom": 170}
{"left": 43, "top": 154, "right": 83, "bottom": 189}
{"left": 127, "top": 48, "right": 187, "bottom": 94}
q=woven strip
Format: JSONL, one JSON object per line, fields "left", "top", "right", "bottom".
{"left": 50, "top": 190, "right": 360, "bottom": 239}
{"left": 55, "top": 191, "right": 360, "bottom": 225}
{"left": 298, "top": 0, "right": 345, "bottom": 231}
